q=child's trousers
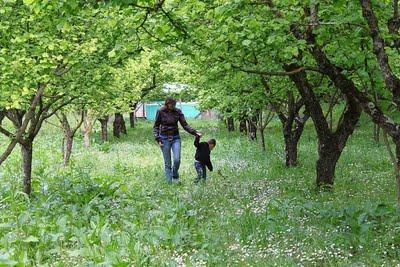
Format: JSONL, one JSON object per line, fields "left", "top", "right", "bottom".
{"left": 194, "top": 161, "right": 207, "bottom": 182}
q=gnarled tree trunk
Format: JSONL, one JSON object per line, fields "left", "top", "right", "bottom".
{"left": 0, "top": 86, "right": 45, "bottom": 166}
{"left": 227, "top": 117, "right": 235, "bottom": 132}
{"left": 260, "top": 78, "right": 308, "bottom": 166}
{"left": 99, "top": 116, "right": 109, "bottom": 142}
{"left": 21, "top": 140, "right": 33, "bottom": 195}
{"left": 278, "top": 91, "right": 309, "bottom": 167}
{"left": 129, "top": 112, "right": 135, "bottom": 128}
{"left": 260, "top": 128, "right": 266, "bottom": 151}
{"left": 284, "top": 134, "right": 298, "bottom": 167}
{"left": 248, "top": 116, "right": 257, "bottom": 141}
{"left": 60, "top": 114, "right": 73, "bottom": 166}
{"left": 285, "top": 63, "right": 361, "bottom": 188}
{"left": 315, "top": 135, "right": 341, "bottom": 186}
{"left": 63, "top": 135, "right": 73, "bottom": 166}
{"left": 239, "top": 118, "right": 247, "bottom": 135}
{"left": 113, "top": 113, "right": 127, "bottom": 138}
{"left": 282, "top": 115, "right": 308, "bottom": 167}
{"left": 83, "top": 110, "right": 94, "bottom": 149}
{"left": 58, "top": 112, "right": 84, "bottom": 166}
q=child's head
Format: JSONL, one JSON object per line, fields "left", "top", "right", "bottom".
{"left": 207, "top": 139, "right": 216, "bottom": 150}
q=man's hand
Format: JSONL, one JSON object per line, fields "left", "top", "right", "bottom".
{"left": 196, "top": 132, "right": 203, "bottom": 137}
{"left": 158, "top": 141, "right": 164, "bottom": 147}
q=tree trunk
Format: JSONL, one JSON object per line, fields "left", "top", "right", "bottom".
{"left": 247, "top": 119, "right": 257, "bottom": 141}
{"left": 285, "top": 63, "right": 361, "bottom": 188}
{"left": 63, "top": 134, "right": 73, "bottom": 166}
{"left": 282, "top": 114, "right": 308, "bottom": 167}
{"left": 113, "top": 113, "right": 127, "bottom": 138}
{"left": 248, "top": 118, "right": 257, "bottom": 141}
{"left": 261, "top": 78, "right": 307, "bottom": 167}
{"left": 129, "top": 102, "right": 137, "bottom": 128}
{"left": 279, "top": 91, "right": 308, "bottom": 167}
{"left": 21, "top": 141, "right": 33, "bottom": 195}
{"left": 59, "top": 113, "right": 73, "bottom": 166}
{"left": 0, "top": 87, "right": 45, "bottom": 166}
{"left": 260, "top": 126, "right": 266, "bottom": 151}
{"left": 373, "top": 124, "right": 381, "bottom": 143}
{"left": 258, "top": 110, "right": 268, "bottom": 151}
{"left": 129, "top": 112, "right": 135, "bottom": 128}
{"left": 247, "top": 111, "right": 259, "bottom": 141}
{"left": 239, "top": 118, "right": 247, "bottom": 135}
{"left": 281, "top": 114, "right": 308, "bottom": 167}
{"left": 360, "top": 0, "right": 400, "bottom": 107}
{"left": 316, "top": 137, "right": 341, "bottom": 187}
{"left": 371, "top": 76, "right": 380, "bottom": 143}
{"left": 0, "top": 110, "right": 4, "bottom": 125}
{"left": 284, "top": 135, "right": 298, "bottom": 167}
{"left": 99, "top": 116, "right": 109, "bottom": 142}
{"left": 292, "top": 2, "right": 400, "bottom": 197}
{"left": 227, "top": 117, "right": 235, "bottom": 132}
{"left": 122, "top": 118, "right": 127, "bottom": 134}
{"left": 83, "top": 131, "right": 90, "bottom": 148}
{"left": 395, "top": 140, "right": 400, "bottom": 207}
{"left": 83, "top": 110, "right": 94, "bottom": 149}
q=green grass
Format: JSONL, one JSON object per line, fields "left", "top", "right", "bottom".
{"left": 0, "top": 115, "right": 400, "bottom": 266}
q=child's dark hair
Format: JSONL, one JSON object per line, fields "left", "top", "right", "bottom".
{"left": 208, "top": 139, "right": 216, "bottom": 146}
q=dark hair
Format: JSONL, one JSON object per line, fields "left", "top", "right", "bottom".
{"left": 165, "top": 97, "right": 176, "bottom": 106}
{"left": 207, "top": 139, "right": 216, "bottom": 146}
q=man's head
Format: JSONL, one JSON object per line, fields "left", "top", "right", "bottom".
{"left": 165, "top": 97, "right": 177, "bottom": 110}
{"left": 207, "top": 139, "right": 216, "bottom": 150}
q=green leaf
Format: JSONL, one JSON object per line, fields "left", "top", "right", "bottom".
{"left": 108, "top": 50, "right": 116, "bottom": 58}
{"left": 23, "top": 236, "right": 39, "bottom": 243}
{"left": 0, "top": 256, "right": 18, "bottom": 266}
{"left": 22, "top": 0, "right": 35, "bottom": 5}
{"left": 242, "top": 39, "right": 251, "bottom": 46}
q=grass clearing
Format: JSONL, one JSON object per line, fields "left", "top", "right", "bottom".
{"left": 0, "top": 116, "right": 399, "bottom": 266}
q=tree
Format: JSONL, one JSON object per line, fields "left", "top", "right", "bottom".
{"left": 57, "top": 111, "right": 84, "bottom": 166}
{"left": 165, "top": 0, "right": 364, "bottom": 187}
{"left": 0, "top": 1, "right": 93, "bottom": 193}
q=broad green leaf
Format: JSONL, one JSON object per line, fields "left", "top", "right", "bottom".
{"left": 23, "top": 236, "right": 39, "bottom": 243}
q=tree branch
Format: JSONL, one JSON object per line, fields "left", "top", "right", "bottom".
{"left": 233, "top": 64, "right": 322, "bottom": 76}
{"left": 161, "top": 7, "right": 189, "bottom": 38}
{"left": 0, "top": 110, "right": 5, "bottom": 125}
{"left": 72, "top": 110, "right": 85, "bottom": 137}
{"left": 259, "top": 0, "right": 284, "bottom": 17}
{"left": 0, "top": 84, "right": 46, "bottom": 165}
{"left": 360, "top": 0, "right": 400, "bottom": 107}
{"left": 0, "top": 126, "right": 14, "bottom": 139}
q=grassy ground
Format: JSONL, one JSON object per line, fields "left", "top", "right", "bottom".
{"left": 0, "top": 115, "right": 399, "bottom": 266}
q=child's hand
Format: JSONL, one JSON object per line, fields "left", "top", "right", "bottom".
{"left": 158, "top": 141, "right": 164, "bottom": 147}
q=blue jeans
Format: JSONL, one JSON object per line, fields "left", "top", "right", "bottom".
{"left": 160, "top": 135, "right": 181, "bottom": 183}
{"left": 194, "top": 161, "right": 207, "bottom": 183}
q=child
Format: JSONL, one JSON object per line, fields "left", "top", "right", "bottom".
{"left": 194, "top": 135, "right": 216, "bottom": 183}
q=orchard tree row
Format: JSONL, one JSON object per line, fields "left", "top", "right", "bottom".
{"left": 172, "top": 0, "right": 400, "bottom": 203}
{"left": 0, "top": 0, "right": 194, "bottom": 194}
